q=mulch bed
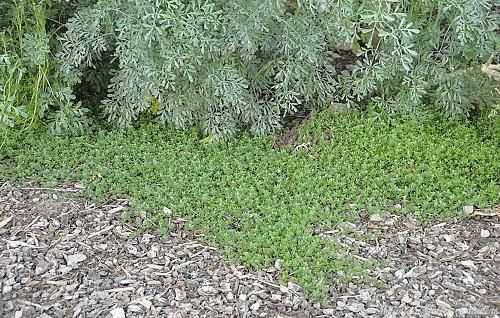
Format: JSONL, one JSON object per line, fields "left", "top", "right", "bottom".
{"left": 1, "top": 181, "right": 499, "bottom": 317}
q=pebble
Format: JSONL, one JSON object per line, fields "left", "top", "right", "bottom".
{"left": 2, "top": 285, "right": 13, "bottom": 294}
{"left": 480, "top": 229, "right": 490, "bottom": 238}
{"left": 250, "top": 301, "right": 261, "bottom": 311}
{"left": 322, "top": 308, "right": 335, "bottom": 315}
{"left": 35, "top": 260, "right": 51, "bottom": 275}
{"left": 346, "top": 301, "right": 364, "bottom": 313}
{"left": 271, "top": 294, "right": 282, "bottom": 302}
{"left": 110, "top": 308, "right": 125, "bottom": 318}
{"left": 128, "top": 305, "right": 142, "bottom": 313}
{"left": 4, "top": 300, "right": 15, "bottom": 311}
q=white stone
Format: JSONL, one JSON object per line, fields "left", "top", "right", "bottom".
{"left": 110, "top": 308, "right": 125, "bottom": 318}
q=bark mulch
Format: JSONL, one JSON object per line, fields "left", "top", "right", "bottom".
{"left": 1, "top": 181, "right": 499, "bottom": 317}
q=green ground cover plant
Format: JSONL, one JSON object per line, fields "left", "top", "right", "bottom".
{"left": 2, "top": 109, "right": 499, "bottom": 300}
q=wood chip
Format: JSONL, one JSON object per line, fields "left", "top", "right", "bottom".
{"left": 1, "top": 181, "right": 499, "bottom": 317}
{"left": 0, "top": 215, "right": 14, "bottom": 228}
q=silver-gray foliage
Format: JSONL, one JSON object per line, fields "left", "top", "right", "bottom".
{"left": 56, "top": 0, "right": 499, "bottom": 138}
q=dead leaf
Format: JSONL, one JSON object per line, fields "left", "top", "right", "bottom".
{"left": 471, "top": 210, "right": 500, "bottom": 217}
{"left": 403, "top": 222, "right": 417, "bottom": 229}
{"left": 367, "top": 223, "right": 387, "bottom": 230}
{"left": 73, "top": 183, "right": 86, "bottom": 189}
{"left": 438, "top": 255, "right": 457, "bottom": 263}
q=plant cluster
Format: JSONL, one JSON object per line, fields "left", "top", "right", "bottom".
{"left": 0, "top": 0, "right": 98, "bottom": 144}
{"left": 4, "top": 0, "right": 491, "bottom": 139}
{"left": 2, "top": 110, "right": 499, "bottom": 299}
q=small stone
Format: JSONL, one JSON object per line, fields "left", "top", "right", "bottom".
{"left": 336, "top": 301, "right": 346, "bottom": 310}
{"left": 369, "top": 214, "right": 383, "bottom": 222}
{"left": 456, "top": 308, "right": 469, "bottom": 316}
{"left": 2, "top": 285, "right": 13, "bottom": 294}
{"left": 463, "top": 275, "right": 475, "bottom": 285}
{"left": 35, "top": 260, "right": 51, "bottom": 275}
{"left": 463, "top": 205, "right": 474, "bottom": 214}
{"left": 279, "top": 285, "right": 289, "bottom": 293}
{"left": 58, "top": 265, "right": 73, "bottom": 274}
{"left": 128, "top": 305, "right": 142, "bottom": 313}
{"left": 4, "top": 300, "right": 14, "bottom": 311}
{"left": 65, "top": 283, "right": 78, "bottom": 292}
{"left": 443, "top": 281, "right": 466, "bottom": 292}
{"left": 346, "top": 301, "right": 364, "bottom": 313}
{"left": 174, "top": 289, "right": 186, "bottom": 301}
{"left": 66, "top": 254, "right": 87, "bottom": 267}
{"left": 96, "top": 291, "right": 109, "bottom": 299}
{"left": 239, "top": 294, "right": 247, "bottom": 301}
{"left": 442, "top": 234, "right": 454, "bottom": 242}
{"left": 365, "top": 308, "right": 379, "bottom": 314}
{"left": 359, "top": 290, "right": 370, "bottom": 302}
{"left": 55, "top": 308, "right": 67, "bottom": 318}
{"left": 250, "top": 301, "right": 261, "bottom": 311}
{"left": 460, "top": 260, "right": 477, "bottom": 270}
{"left": 110, "top": 308, "right": 125, "bottom": 318}
{"left": 199, "top": 285, "right": 218, "bottom": 295}
{"left": 270, "top": 294, "right": 281, "bottom": 302}
{"left": 127, "top": 245, "right": 138, "bottom": 255}
{"left": 480, "top": 229, "right": 490, "bottom": 238}
{"left": 436, "top": 299, "right": 452, "bottom": 309}
{"left": 401, "top": 292, "right": 412, "bottom": 304}
{"left": 226, "top": 292, "right": 234, "bottom": 300}
{"left": 322, "top": 308, "right": 335, "bottom": 315}
{"left": 219, "top": 282, "right": 231, "bottom": 292}
{"left": 394, "top": 269, "right": 405, "bottom": 280}
{"left": 136, "top": 299, "right": 152, "bottom": 309}
{"left": 257, "top": 292, "right": 269, "bottom": 299}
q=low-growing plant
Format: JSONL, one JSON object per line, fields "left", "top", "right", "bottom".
{"left": 2, "top": 110, "right": 499, "bottom": 300}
